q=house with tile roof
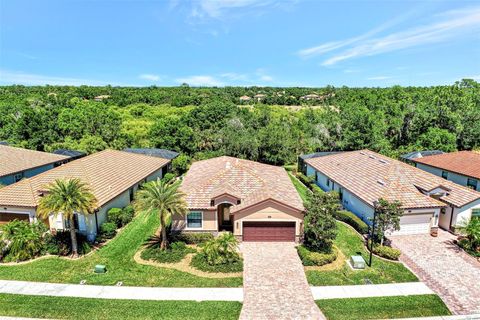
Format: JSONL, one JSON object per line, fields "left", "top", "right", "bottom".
{"left": 304, "top": 150, "right": 480, "bottom": 235}
{"left": 0, "top": 150, "right": 171, "bottom": 239}
{"left": 411, "top": 151, "right": 480, "bottom": 192}
{"left": 0, "top": 145, "right": 71, "bottom": 186}
{"left": 174, "top": 156, "right": 305, "bottom": 242}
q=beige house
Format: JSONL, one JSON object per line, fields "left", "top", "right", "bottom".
{"left": 174, "top": 156, "right": 305, "bottom": 242}
{"left": 0, "top": 150, "right": 171, "bottom": 240}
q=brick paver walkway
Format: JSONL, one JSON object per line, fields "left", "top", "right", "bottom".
{"left": 391, "top": 230, "right": 480, "bottom": 315}
{"left": 239, "top": 242, "right": 325, "bottom": 320}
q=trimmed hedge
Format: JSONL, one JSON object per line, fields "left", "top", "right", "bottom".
{"left": 335, "top": 210, "right": 369, "bottom": 234}
{"left": 297, "top": 245, "right": 338, "bottom": 266}
{"left": 107, "top": 206, "right": 134, "bottom": 228}
{"left": 141, "top": 241, "right": 196, "bottom": 263}
{"left": 99, "top": 222, "right": 117, "bottom": 239}
{"left": 371, "top": 243, "right": 401, "bottom": 260}
{"left": 170, "top": 232, "right": 214, "bottom": 244}
{"left": 296, "top": 172, "right": 323, "bottom": 194}
{"left": 190, "top": 252, "right": 243, "bottom": 273}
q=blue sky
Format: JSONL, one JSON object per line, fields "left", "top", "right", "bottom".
{"left": 0, "top": 0, "right": 479, "bottom": 87}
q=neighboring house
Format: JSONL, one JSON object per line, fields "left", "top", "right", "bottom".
{"left": 52, "top": 149, "right": 86, "bottom": 160}
{"left": 304, "top": 150, "right": 480, "bottom": 235}
{"left": 0, "top": 150, "right": 171, "bottom": 239}
{"left": 400, "top": 150, "right": 444, "bottom": 164}
{"left": 239, "top": 95, "right": 252, "bottom": 102}
{"left": 411, "top": 151, "right": 480, "bottom": 193}
{"left": 298, "top": 152, "right": 343, "bottom": 174}
{"left": 0, "top": 145, "right": 71, "bottom": 186}
{"left": 123, "top": 148, "right": 179, "bottom": 174}
{"left": 174, "top": 156, "right": 305, "bottom": 242}
{"left": 94, "top": 95, "right": 110, "bottom": 101}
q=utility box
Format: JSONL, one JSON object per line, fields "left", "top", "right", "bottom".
{"left": 94, "top": 265, "right": 106, "bottom": 273}
{"left": 350, "top": 255, "right": 366, "bottom": 269}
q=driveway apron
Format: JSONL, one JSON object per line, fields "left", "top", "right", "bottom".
{"left": 239, "top": 242, "right": 325, "bottom": 320}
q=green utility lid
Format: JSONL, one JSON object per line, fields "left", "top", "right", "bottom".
{"left": 94, "top": 265, "right": 107, "bottom": 273}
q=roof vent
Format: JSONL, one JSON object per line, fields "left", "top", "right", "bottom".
{"left": 359, "top": 151, "right": 366, "bottom": 155}
{"left": 377, "top": 180, "right": 385, "bottom": 186}
{"left": 369, "top": 155, "right": 376, "bottom": 159}
{"left": 225, "top": 161, "right": 231, "bottom": 169}
{"left": 379, "top": 159, "right": 389, "bottom": 164}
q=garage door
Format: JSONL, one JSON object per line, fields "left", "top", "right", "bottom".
{"left": 243, "top": 222, "right": 295, "bottom": 241}
{"left": 0, "top": 212, "right": 29, "bottom": 225}
{"left": 394, "top": 213, "right": 433, "bottom": 235}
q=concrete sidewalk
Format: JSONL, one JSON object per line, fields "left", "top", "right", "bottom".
{"left": 0, "top": 280, "right": 432, "bottom": 302}
{"left": 0, "top": 280, "right": 243, "bottom": 302}
{"left": 311, "top": 282, "right": 433, "bottom": 300}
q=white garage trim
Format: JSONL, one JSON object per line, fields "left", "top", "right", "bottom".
{"left": 393, "top": 212, "right": 434, "bottom": 235}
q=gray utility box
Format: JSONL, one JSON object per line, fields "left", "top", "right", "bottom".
{"left": 350, "top": 255, "right": 366, "bottom": 269}
{"left": 94, "top": 265, "right": 106, "bottom": 274}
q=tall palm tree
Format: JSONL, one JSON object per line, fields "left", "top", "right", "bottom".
{"left": 37, "top": 178, "right": 98, "bottom": 257}
{"left": 134, "top": 178, "right": 188, "bottom": 250}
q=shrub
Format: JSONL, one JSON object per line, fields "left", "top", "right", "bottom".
{"left": 202, "top": 232, "right": 240, "bottom": 266}
{"left": 162, "top": 172, "right": 176, "bottom": 183}
{"left": 456, "top": 217, "right": 480, "bottom": 253}
{"left": 107, "top": 206, "right": 134, "bottom": 228}
{"left": 297, "top": 173, "right": 314, "bottom": 186}
{"left": 141, "top": 241, "right": 196, "bottom": 263}
{"left": 372, "top": 244, "right": 401, "bottom": 260}
{"left": 44, "top": 230, "right": 92, "bottom": 256}
{"left": 191, "top": 252, "right": 243, "bottom": 273}
{"left": 297, "top": 245, "right": 338, "bottom": 266}
{"left": 0, "top": 220, "right": 47, "bottom": 262}
{"left": 99, "top": 222, "right": 117, "bottom": 239}
{"left": 335, "top": 210, "right": 369, "bottom": 234}
{"left": 169, "top": 231, "right": 214, "bottom": 244}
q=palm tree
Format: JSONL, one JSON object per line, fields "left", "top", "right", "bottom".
{"left": 134, "top": 178, "right": 188, "bottom": 250}
{"left": 457, "top": 217, "right": 480, "bottom": 252}
{"left": 37, "top": 178, "right": 98, "bottom": 257}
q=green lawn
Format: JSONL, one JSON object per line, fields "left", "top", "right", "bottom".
{"left": 0, "top": 293, "right": 242, "bottom": 320}
{"left": 0, "top": 211, "right": 242, "bottom": 287}
{"left": 306, "top": 222, "right": 418, "bottom": 285}
{"left": 288, "top": 172, "right": 311, "bottom": 203}
{"left": 316, "top": 295, "right": 451, "bottom": 320}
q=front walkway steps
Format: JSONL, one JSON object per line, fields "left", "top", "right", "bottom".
{"left": 0, "top": 280, "right": 243, "bottom": 302}
{"left": 311, "top": 282, "right": 433, "bottom": 300}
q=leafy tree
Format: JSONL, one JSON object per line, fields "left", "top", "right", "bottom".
{"left": 133, "top": 179, "right": 188, "bottom": 250}
{"left": 372, "top": 198, "right": 403, "bottom": 245}
{"left": 417, "top": 127, "right": 457, "bottom": 152}
{"left": 457, "top": 217, "right": 480, "bottom": 252}
{"left": 37, "top": 178, "right": 98, "bottom": 257}
{"left": 303, "top": 191, "right": 338, "bottom": 252}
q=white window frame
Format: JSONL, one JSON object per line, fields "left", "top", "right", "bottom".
{"left": 185, "top": 211, "right": 203, "bottom": 230}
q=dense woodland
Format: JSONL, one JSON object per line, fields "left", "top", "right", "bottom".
{"left": 0, "top": 80, "right": 479, "bottom": 167}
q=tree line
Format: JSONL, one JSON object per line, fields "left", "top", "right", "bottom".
{"left": 0, "top": 79, "right": 478, "bottom": 167}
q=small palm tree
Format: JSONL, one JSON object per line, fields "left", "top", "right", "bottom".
{"left": 457, "top": 217, "right": 480, "bottom": 252}
{"left": 37, "top": 178, "right": 98, "bottom": 257}
{"left": 134, "top": 178, "right": 187, "bottom": 250}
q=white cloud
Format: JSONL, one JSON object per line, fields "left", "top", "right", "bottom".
{"left": 220, "top": 72, "right": 249, "bottom": 81}
{"left": 367, "top": 76, "right": 392, "bottom": 80}
{"left": 297, "top": 6, "right": 480, "bottom": 66}
{"left": 139, "top": 74, "right": 161, "bottom": 81}
{"left": 191, "top": 0, "right": 276, "bottom": 19}
{"left": 0, "top": 70, "right": 124, "bottom": 86}
{"left": 175, "top": 75, "right": 224, "bottom": 86}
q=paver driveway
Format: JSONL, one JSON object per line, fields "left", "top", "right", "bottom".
{"left": 239, "top": 242, "right": 325, "bottom": 320}
{"left": 391, "top": 230, "right": 480, "bottom": 315}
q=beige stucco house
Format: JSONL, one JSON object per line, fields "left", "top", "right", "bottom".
{"left": 174, "top": 156, "right": 305, "bottom": 242}
{"left": 0, "top": 149, "right": 171, "bottom": 240}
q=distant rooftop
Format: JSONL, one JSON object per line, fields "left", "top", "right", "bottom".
{"left": 412, "top": 151, "right": 480, "bottom": 180}
{"left": 0, "top": 141, "right": 8, "bottom": 146}
{"left": 400, "top": 150, "right": 445, "bottom": 161}
{"left": 52, "top": 149, "right": 86, "bottom": 158}
{"left": 123, "top": 148, "right": 179, "bottom": 160}
{"left": 299, "top": 151, "right": 343, "bottom": 160}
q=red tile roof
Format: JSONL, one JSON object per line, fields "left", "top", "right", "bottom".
{"left": 0, "top": 145, "right": 69, "bottom": 178}
{"left": 305, "top": 150, "right": 480, "bottom": 209}
{"left": 412, "top": 151, "right": 480, "bottom": 180}
{"left": 181, "top": 156, "right": 304, "bottom": 213}
{"left": 0, "top": 150, "right": 170, "bottom": 208}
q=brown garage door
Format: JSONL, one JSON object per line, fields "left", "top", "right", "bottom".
{"left": 0, "top": 212, "right": 29, "bottom": 225}
{"left": 243, "top": 222, "right": 295, "bottom": 242}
